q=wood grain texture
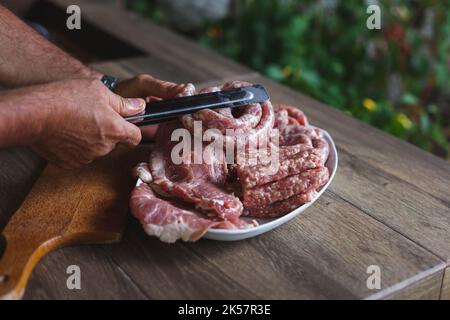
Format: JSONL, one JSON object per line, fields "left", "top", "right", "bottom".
{"left": 93, "top": 66, "right": 450, "bottom": 299}
{"left": 382, "top": 271, "right": 443, "bottom": 300}
{"left": 89, "top": 59, "right": 134, "bottom": 80}
{"left": 242, "top": 76, "right": 450, "bottom": 202}
{"left": 440, "top": 267, "right": 450, "bottom": 300}
{"left": 90, "top": 56, "right": 259, "bottom": 87}
{"left": 22, "top": 245, "right": 146, "bottom": 300}
{"left": 0, "top": 147, "right": 45, "bottom": 231}
{"left": 227, "top": 75, "right": 450, "bottom": 263}
{"left": 107, "top": 193, "right": 445, "bottom": 300}
{"left": 0, "top": 146, "right": 149, "bottom": 299}
{"left": 15, "top": 63, "right": 447, "bottom": 299}
{"left": 1, "top": 0, "right": 448, "bottom": 299}
{"left": 46, "top": 0, "right": 254, "bottom": 81}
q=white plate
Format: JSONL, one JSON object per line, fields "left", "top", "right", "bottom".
{"left": 136, "top": 127, "right": 338, "bottom": 241}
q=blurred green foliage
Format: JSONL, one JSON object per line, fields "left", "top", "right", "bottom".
{"left": 129, "top": 0, "right": 450, "bottom": 159}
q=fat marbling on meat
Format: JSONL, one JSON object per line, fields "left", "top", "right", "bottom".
{"left": 129, "top": 81, "right": 330, "bottom": 242}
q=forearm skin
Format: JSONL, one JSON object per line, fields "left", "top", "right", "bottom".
{"left": 0, "top": 5, "right": 101, "bottom": 87}
{"left": 0, "top": 85, "right": 49, "bottom": 147}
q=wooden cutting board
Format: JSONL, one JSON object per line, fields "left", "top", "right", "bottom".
{"left": 0, "top": 145, "right": 149, "bottom": 299}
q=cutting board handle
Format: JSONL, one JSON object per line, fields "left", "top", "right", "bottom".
{"left": 0, "top": 147, "right": 147, "bottom": 299}
{"left": 0, "top": 233, "right": 64, "bottom": 300}
{"left": 0, "top": 231, "right": 119, "bottom": 300}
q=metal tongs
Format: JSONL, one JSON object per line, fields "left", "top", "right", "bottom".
{"left": 125, "top": 84, "right": 269, "bottom": 126}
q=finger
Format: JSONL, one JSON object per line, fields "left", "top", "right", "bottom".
{"left": 146, "top": 96, "right": 162, "bottom": 103}
{"left": 134, "top": 74, "right": 195, "bottom": 99}
{"left": 117, "top": 120, "right": 142, "bottom": 147}
{"left": 127, "top": 109, "right": 146, "bottom": 125}
{"left": 109, "top": 92, "right": 146, "bottom": 117}
{"left": 175, "top": 83, "right": 196, "bottom": 97}
{"left": 140, "top": 125, "right": 159, "bottom": 141}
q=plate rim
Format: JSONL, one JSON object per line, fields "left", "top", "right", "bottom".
{"left": 134, "top": 126, "right": 338, "bottom": 237}
{"left": 205, "top": 127, "right": 338, "bottom": 236}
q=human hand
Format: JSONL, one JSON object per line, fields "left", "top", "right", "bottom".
{"left": 31, "top": 79, "right": 145, "bottom": 168}
{"left": 115, "top": 74, "right": 195, "bottom": 140}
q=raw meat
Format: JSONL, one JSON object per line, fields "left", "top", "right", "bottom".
{"left": 236, "top": 146, "right": 326, "bottom": 189}
{"left": 130, "top": 183, "right": 219, "bottom": 242}
{"left": 181, "top": 81, "right": 275, "bottom": 145}
{"left": 129, "top": 81, "right": 331, "bottom": 242}
{"left": 243, "top": 167, "right": 330, "bottom": 208}
{"left": 274, "top": 103, "right": 309, "bottom": 126}
{"left": 243, "top": 190, "right": 318, "bottom": 218}
{"left": 148, "top": 122, "right": 244, "bottom": 224}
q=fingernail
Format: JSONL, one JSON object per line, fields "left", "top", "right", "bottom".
{"left": 127, "top": 98, "right": 145, "bottom": 110}
{"left": 184, "top": 83, "right": 195, "bottom": 95}
{"left": 176, "top": 83, "right": 195, "bottom": 97}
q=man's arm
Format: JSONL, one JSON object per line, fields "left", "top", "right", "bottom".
{"left": 0, "top": 76, "right": 195, "bottom": 167}
{"left": 0, "top": 79, "right": 145, "bottom": 168}
{"left": 0, "top": 5, "right": 101, "bottom": 87}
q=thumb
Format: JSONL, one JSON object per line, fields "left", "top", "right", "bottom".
{"left": 110, "top": 93, "right": 146, "bottom": 117}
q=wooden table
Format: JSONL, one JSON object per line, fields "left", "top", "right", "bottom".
{"left": 1, "top": 0, "right": 450, "bottom": 299}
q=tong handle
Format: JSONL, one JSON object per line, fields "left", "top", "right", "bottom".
{"left": 126, "top": 84, "right": 269, "bottom": 126}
